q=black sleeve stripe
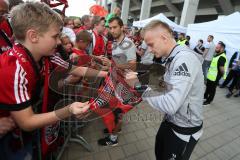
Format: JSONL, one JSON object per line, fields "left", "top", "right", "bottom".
{"left": 0, "top": 100, "right": 32, "bottom": 111}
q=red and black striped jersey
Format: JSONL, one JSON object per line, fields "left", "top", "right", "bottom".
{"left": 0, "top": 44, "right": 71, "bottom": 117}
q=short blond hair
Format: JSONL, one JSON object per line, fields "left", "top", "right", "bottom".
{"left": 142, "top": 20, "right": 173, "bottom": 37}
{"left": 10, "top": 1, "right": 63, "bottom": 41}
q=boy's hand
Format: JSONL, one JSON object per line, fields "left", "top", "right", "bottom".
{"left": 69, "top": 101, "right": 90, "bottom": 116}
{"left": 0, "top": 117, "right": 16, "bottom": 136}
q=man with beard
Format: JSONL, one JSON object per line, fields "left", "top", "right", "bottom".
{"left": 204, "top": 41, "right": 228, "bottom": 105}
{"left": 109, "top": 16, "right": 136, "bottom": 70}
{"left": 96, "top": 16, "right": 137, "bottom": 146}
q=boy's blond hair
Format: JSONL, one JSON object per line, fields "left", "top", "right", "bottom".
{"left": 10, "top": 1, "right": 63, "bottom": 41}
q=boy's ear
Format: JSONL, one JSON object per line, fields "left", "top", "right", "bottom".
{"left": 26, "top": 29, "right": 39, "bottom": 43}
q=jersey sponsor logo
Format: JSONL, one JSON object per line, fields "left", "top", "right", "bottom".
{"left": 173, "top": 63, "right": 191, "bottom": 77}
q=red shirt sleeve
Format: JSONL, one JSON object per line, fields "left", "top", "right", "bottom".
{"left": 0, "top": 52, "right": 34, "bottom": 111}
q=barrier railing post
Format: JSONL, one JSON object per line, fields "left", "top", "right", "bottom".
{"left": 56, "top": 83, "right": 92, "bottom": 160}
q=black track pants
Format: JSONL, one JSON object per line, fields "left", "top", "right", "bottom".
{"left": 155, "top": 121, "right": 198, "bottom": 160}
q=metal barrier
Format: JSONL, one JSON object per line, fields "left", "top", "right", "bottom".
{"left": 56, "top": 82, "right": 93, "bottom": 160}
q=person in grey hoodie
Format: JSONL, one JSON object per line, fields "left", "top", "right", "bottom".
{"left": 134, "top": 20, "right": 204, "bottom": 160}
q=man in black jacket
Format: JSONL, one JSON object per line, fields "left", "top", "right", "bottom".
{"left": 220, "top": 51, "right": 240, "bottom": 97}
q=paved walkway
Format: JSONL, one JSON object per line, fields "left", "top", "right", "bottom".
{"left": 60, "top": 87, "right": 240, "bottom": 160}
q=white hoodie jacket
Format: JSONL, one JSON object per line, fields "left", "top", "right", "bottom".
{"left": 143, "top": 45, "right": 204, "bottom": 128}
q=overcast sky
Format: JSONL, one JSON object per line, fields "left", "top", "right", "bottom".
{"left": 24, "top": 0, "right": 96, "bottom": 17}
